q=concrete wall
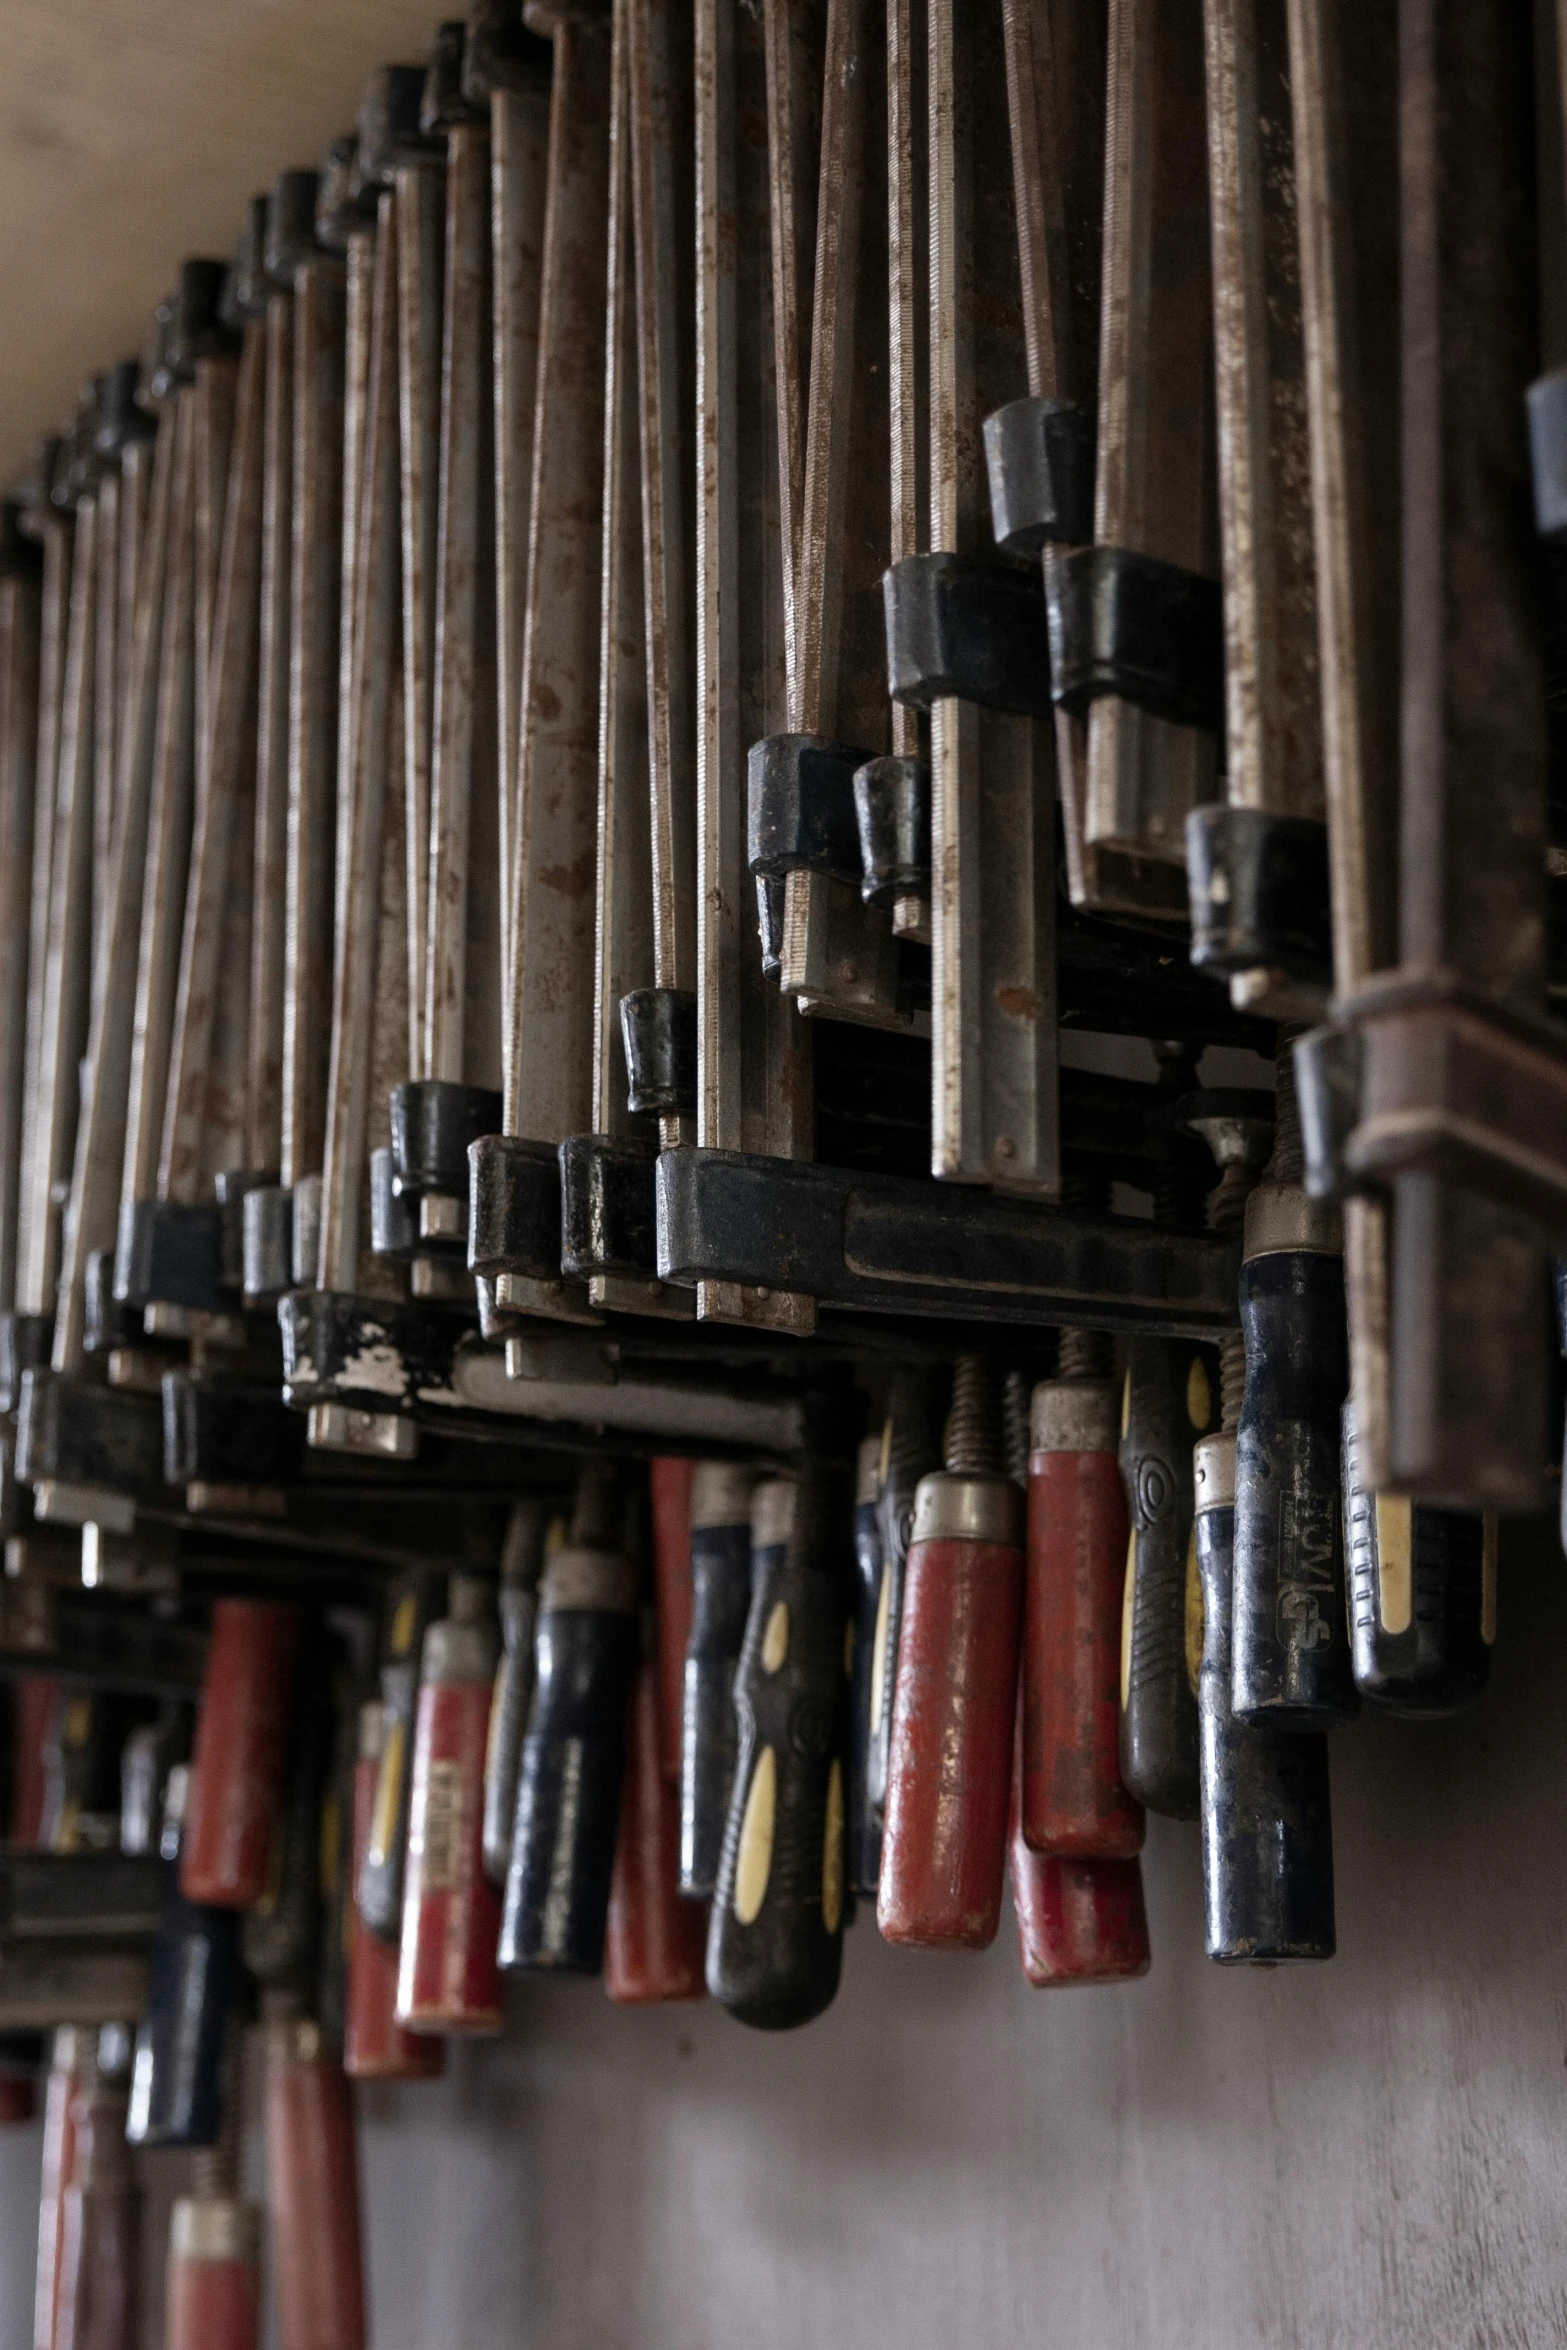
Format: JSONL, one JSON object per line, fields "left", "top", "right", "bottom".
{"left": 5, "top": 1516, "right": 1560, "bottom": 2350}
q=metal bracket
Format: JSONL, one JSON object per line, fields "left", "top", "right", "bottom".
{"left": 1186, "top": 805, "right": 1333, "bottom": 1017}
{"left": 883, "top": 553, "right": 1053, "bottom": 716}
{"left": 1046, "top": 544, "right": 1224, "bottom": 733}
{"left": 983, "top": 397, "right": 1096, "bottom": 555}
{"left": 619, "top": 990, "right": 696, "bottom": 1119}
{"left": 654, "top": 1146, "right": 1240, "bottom": 1337}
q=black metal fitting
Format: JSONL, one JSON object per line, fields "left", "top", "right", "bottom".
{"left": 391, "top": 1081, "right": 503, "bottom": 1206}
{"left": 64, "top": 379, "right": 107, "bottom": 501}
{"left": 559, "top": 1135, "right": 659, "bottom": 1283}
{"left": 747, "top": 734, "right": 869, "bottom": 887}
{"left": 883, "top": 552, "right": 1053, "bottom": 715}
{"left": 213, "top": 1170, "right": 274, "bottom": 1294}
{"left": 315, "top": 136, "right": 378, "bottom": 250}
{"left": 423, "top": 20, "right": 485, "bottom": 130}
{"left": 1528, "top": 367, "right": 1567, "bottom": 541}
{"left": 241, "top": 1185, "right": 294, "bottom": 1303}
{"left": 468, "top": 1133, "right": 564, "bottom": 1280}
{"left": 264, "top": 169, "right": 324, "bottom": 283}
{"left": 369, "top": 1146, "right": 419, "bottom": 1261}
{"left": 15, "top": 1371, "right": 164, "bottom": 1498}
{"left": 164, "top": 260, "right": 239, "bottom": 380}
{"left": 462, "top": 0, "right": 554, "bottom": 99}
{"left": 851, "top": 754, "right": 929, "bottom": 907}
{"left": 1185, "top": 806, "right": 1333, "bottom": 993}
{"left": 1046, "top": 544, "right": 1224, "bottom": 732}
{"left": 114, "top": 1200, "right": 226, "bottom": 1314}
{"left": 619, "top": 988, "right": 696, "bottom": 1119}
{"left": 756, "top": 876, "right": 785, "bottom": 982}
{"left": 93, "top": 361, "right": 156, "bottom": 462}
{"left": 279, "top": 1287, "right": 465, "bottom": 1420}
{"left": 358, "top": 62, "right": 443, "bottom": 183}
{"left": 83, "top": 1253, "right": 136, "bottom": 1357}
{"left": 0, "top": 501, "right": 41, "bottom": 579}
{"left": 982, "top": 396, "right": 1096, "bottom": 554}
{"left": 220, "top": 195, "right": 273, "bottom": 328}
{"left": 0, "top": 1316, "right": 50, "bottom": 1417}
{"left": 1292, "top": 1025, "right": 1360, "bottom": 1203}
{"left": 161, "top": 1371, "right": 306, "bottom": 1489}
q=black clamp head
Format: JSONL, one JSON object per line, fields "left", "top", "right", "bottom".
{"left": 164, "top": 260, "right": 239, "bottom": 383}
{"left": 220, "top": 195, "right": 273, "bottom": 328}
{"left": 852, "top": 755, "right": 929, "bottom": 907}
{"left": 314, "top": 135, "right": 378, "bottom": 250}
{"left": 883, "top": 552, "right": 1054, "bottom": 716}
{"left": 1046, "top": 545, "right": 1224, "bottom": 733}
{"left": 358, "top": 62, "right": 442, "bottom": 184}
{"left": 747, "top": 734, "right": 868, "bottom": 886}
{"left": 93, "top": 360, "right": 156, "bottom": 462}
{"left": 462, "top": 0, "right": 553, "bottom": 98}
{"left": 423, "top": 22, "right": 485, "bottom": 132}
{"left": 1184, "top": 806, "right": 1333, "bottom": 996}
{"left": 0, "top": 499, "right": 41, "bottom": 581}
{"left": 14, "top": 434, "right": 65, "bottom": 535}
{"left": 64, "top": 378, "right": 107, "bottom": 502}
{"left": 983, "top": 397, "right": 1096, "bottom": 555}
{"left": 619, "top": 990, "right": 697, "bottom": 1120}
{"left": 264, "top": 169, "right": 323, "bottom": 284}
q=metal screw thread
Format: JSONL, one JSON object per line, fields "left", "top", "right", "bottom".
{"left": 1270, "top": 1037, "right": 1304, "bottom": 1187}
{"left": 883, "top": 1371, "right": 943, "bottom": 1487}
{"left": 945, "top": 1355, "right": 1001, "bottom": 1478}
{"left": 1058, "top": 1171, "right": 1111, "bottom": 1381}
{"left": 191, "top": 2144, "right": 237, "bottom": 2201}
{"left": 1001, "top": 1368, "right": 1030, "bottom": 1487}
{"left": 570, "top": 1459, "right": 622, "bottom": 1550}
{"left": 1056, "top": 1327, "right": 1113, "bottom": 1382}
{"left": 1220, "top": 1331, "right": 1246, "bottom": 1435}
{"left": 1207, "top": 1160, "right": 1255, "bottom": 1235}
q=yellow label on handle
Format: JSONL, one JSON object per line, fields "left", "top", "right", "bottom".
{"left": 822, "top": 1758, "right": 844, "bottom": 1934}
{"left": 734, "top": 1747, "right": 777, "bottom": 1924}
{"left": 1120, "top": 1530, "right": 1136, "bottom": 1712}
{"left": 368, "top": 1718, "right": 406, "bottom": 1871}
{"left": 1374, "top": 1495, "right": 1413, "bottom": 1635}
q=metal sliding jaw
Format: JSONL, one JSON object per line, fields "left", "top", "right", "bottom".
{"left": 475, "top": 0, "right": 613, "bottom": 1330}
{"left": 1187, "top": 0, "right": 1331, "bottom": 1021}
{"left": 1296, "top": 0, "right": 1548, "bottom": 1512}
{"left": 1068, "top": 0, "right": 1220, "bottom": 916}
{"left": 242, "top": 166, "right": 341, "bottom": 1306}
{"left": 762, "top": 0, "right": 922, "bottom": 1036}
{"left": 921, "top": 0, "right": 1058, "bottom": 1197}
{"left": 688, "top": 0, "right": 814, "bottom": 1335}
{"left": 390, "top": 24, "right": 503, "bottom": 1299}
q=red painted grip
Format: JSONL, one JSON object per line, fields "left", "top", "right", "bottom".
{"left": 1009, "top": 1710, "right": 1149, "bottom": 1984}
{"left": 605, "top": 1649, "right": 706, "bottom": 2004}
{"left": 166, "top": 2255, "right": 260, "bottom": 2350}
{"left": 649, "top": 1460, "right": 694, "bottom": 1784}
{"left": 879, "top": 1534, "right": 1024, "bottom": 1949}
{"left": 345, "top": 1750, "right": 443, "bottom": 2081}
{"left": 1023, "top": 1448, "right": 1143, "bottom": 1857}
{"left": 395, "top": 1677, "right": 502, "bottom": 2033}
{"left": 10, "top": 1673, "right": 55, "bottom": 1845}
{"left": 264, "top": 2030, "right": 365, "bottom": 2350}
{"left": 182, "top": 1602, "right": 301, "bottom": 1908}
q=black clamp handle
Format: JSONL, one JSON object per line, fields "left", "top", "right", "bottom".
{"left": 883, "top": 552, "right": 1053, "bottom": 716}
{"left": 983, "top": 396, "right": 1096, "bottom": 555}
{"left": 1045, "top": 544, "right": 1223, "bottom": 732}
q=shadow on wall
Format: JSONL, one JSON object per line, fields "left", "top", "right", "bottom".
{"left": 353, "top": 1515, "right": 1567, "bottom": 2350}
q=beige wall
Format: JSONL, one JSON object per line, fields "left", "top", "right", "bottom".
{"left": 0, "top": 0, "right": 446, "bottom": 489}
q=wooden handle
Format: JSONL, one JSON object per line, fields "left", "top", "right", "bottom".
{"left": 605, "top": 1633, "right": 706, "bottom": 2004}
{"left": 707, "top": 1470, "right": 850, "bottom": 2029}
{"left": 879, "top": 1476, "right": 1023, "bottom": 1950}
{"left": 649, "top": 1458, "right": 696, "bottom": 1783}
{"left": 182, "top": 1602, "right": 301, "bottom": 1908}
{"left": 846, "top": 1440, "right": 884, "bottom": 1898}
{"left": 1197, "top": 1435, "right": 1335, "bottom": 1963}
{"left": 240, "top": 1637, "right": 333, "bottom": 1997}
{"left": 344, "top": 1714, "right": 443, "bottom": 2081}
{"left": 1343, "top": 1397, "right": 1491, "bottom": 1713}
{"left": 395, "top": 1610, "right": 503, "bottom": 2033}
{"left": 1118, "top": 1338, "right": 1208, "bottom": 1816}
{"left": 679, "top": 1479, "right": 753, "bottom": 1899}
{"left": 1023, "top": 1382, "right": 1143, "bottom": 1858}
{"left": 1233, "top": 1245, "right": 1356, "bottom": 1728}
{"left": 264, "top": 2021, "right": 366, "bottom": 2350}
{"left": 498, "top": 1550, "right": 638, "bottom": 1975}
{"left": 1008, "top": 1698, "right": 1149, "bottom": 1984}
{"left": 165, "top": 2199, "right": 260, "bottom": 2350}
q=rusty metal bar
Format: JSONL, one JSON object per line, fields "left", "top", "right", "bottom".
{"left": 695, "top": 0, "right": 815, "bottom": 1334}
{"left": 247, "top": 229, "right": 297, "bottom": 1176}
{"left": 0, "top": 510, "right": 41, "bottom": 1319}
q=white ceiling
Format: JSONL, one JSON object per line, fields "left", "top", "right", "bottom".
{"left": 0, "top": 0, "right": 451, "bottom": 488}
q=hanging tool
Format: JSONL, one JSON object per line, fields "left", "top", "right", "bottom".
{"left": 51, "top": 2024, "right": 139, "bottom": 2350}
{"left": 396, "top": 1572, "right": 504, "bottom": 2032}
{"left": 863, "top": 1367, "right": 943, "bottom": 1860}
{"left": 358, "top": 1571, "right": 444, "bottom": 1942}
{"left": 1008, "top": 1702, "right": 1149, "bottom": 1987}
{"left": 124, "top": 1763, "right": 239, "bottom": 2151}
{"left": 181, "top": 1600, "right": 301, "bottom": 1909}
{"left": 1343, "top": 1408, "right": 1493, "bottom": 1714}
{"left": 879, "top": 1357, "right": 1023, "bottom": 1947}
{"left": 846, "top": 1432, "right": 884, "bottom": 1897}
{"left": 500, "top": 1460, "right": 637, "bottom": 1973}
{"left": 1116, "top": 1337, "right": 1210, "bottom": 1819}
{"left": 606, "top": 1609, "right": 707, "bottom": 2004}
{"left": 0, "top": 503, "right": 42, "bottom": 1352}
{"left": 164, "top": 2131, "right": 261, "bottom": 2350}
{"left": 648, "top": 1460, "right": 693, "bottom": 1784}
{"left": 346, "top": 1700, "right": 444, "bottom": 2079}
{"left": 678, "top": 1462, "right": 755, "bottom": 1901}
{"left": 707, "top": 1465, "right": 849, "bottom": 2028}
{"left": 481, "top": 1498, "right": 546, "bottom": 1885}
{"left": 1231, "top": 1050, "right": 1356, "bottom": 1731}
